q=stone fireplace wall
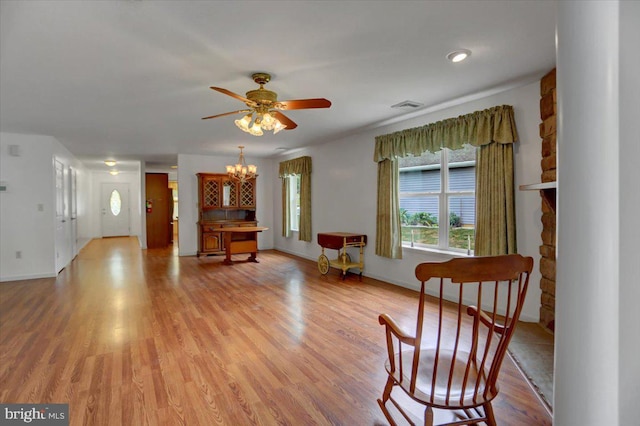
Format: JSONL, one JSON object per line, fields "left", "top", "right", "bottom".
{"left": 539, "top": 68, "right": 556, "bottom": 332}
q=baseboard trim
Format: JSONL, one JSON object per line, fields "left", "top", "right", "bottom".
{"left": 0, "top": 272, "right": 57, "bottom": 282}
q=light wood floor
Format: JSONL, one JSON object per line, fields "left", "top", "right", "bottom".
{"left": 0, "top": 237, "right": 551, "bottom": 425}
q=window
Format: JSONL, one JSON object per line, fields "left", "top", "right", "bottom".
{"left": 110, "top": 189, "right": 122, "bottom": 216}
{"left": 399, "top": 144, "right": 476, "bottom": 253}
{"left": 287, "top": 174, "right": 301, "bottom": 232}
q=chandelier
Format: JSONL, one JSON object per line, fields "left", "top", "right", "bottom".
{"left": 226, "top": 146, "right": 257, "bottom": 181}
{"left": 234, "top": 105, "right": 286, "bottom": 136}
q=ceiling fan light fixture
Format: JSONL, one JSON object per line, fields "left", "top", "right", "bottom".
{"left": 248, "top": 122, "right": 263, "bottom": 136}
{"left": 272, "top": 120, "right": 287, "bottom": 134}
{"left": 447, "top": 49, "right": 471, "bottom": 63}
{"left": 260, "top": 112, "right": 276, "bottom": 130}
{"left": 234, "top": 114, "right": 252, "bottom": 132}
{"left": 203, "top": 72, "right": 330, "bottom": 134}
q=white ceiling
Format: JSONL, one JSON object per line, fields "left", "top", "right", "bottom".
{"left": 0, "top": 0, "right": 556, "bottom": 170}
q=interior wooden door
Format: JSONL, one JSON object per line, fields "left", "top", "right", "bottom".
{"left": 145, "top": 173, "right": 170, "bottom": 248}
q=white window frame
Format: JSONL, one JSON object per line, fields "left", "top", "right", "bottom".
{"left": 287, "top": 174, "right": 301, "bottom": 232}
{"left": 399, "top": 147, "right": 476, "bottom": 253}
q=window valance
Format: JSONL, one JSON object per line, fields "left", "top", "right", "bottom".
{"left": 279, "top": 156, "right": 312, "bottom": 176}
{"left": 373, "top": 105, "right": 518, "bottom": 162}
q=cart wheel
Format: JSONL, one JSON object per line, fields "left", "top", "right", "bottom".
{"left": 339, "top": 252, "right": 351, "bottom": 264}
{"left": 318, "top": 254, "right": 330, "bottom": 275}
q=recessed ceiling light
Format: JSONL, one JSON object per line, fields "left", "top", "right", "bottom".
{"left": 446, "top": 49, "right": 472, "bottom": 63}
{"left": 104, "top": 160, "right": 117, "bottom": 167}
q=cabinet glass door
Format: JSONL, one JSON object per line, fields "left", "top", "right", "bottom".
{"left": 240, "top": 180, "right": 255, "bottom": 208}
{"left": 222, "top": 179, "right": 237, "bottom": 207}
{"left": 203, "top": 178, "right": 219, "bottom": 208}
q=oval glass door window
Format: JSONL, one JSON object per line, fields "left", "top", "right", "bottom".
{"left": 110, "top": 189, "right": 122, "bottom": 216}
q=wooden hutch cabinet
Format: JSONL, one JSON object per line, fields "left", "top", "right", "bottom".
{"left": 196, "top": 173, "right": 257, "bottom": 257}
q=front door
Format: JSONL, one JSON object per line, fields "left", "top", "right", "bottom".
{"left": 101, "top": 183, "right": 130, "bottom": 237}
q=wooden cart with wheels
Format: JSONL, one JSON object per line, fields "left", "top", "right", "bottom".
{"left": 317, "top": 232, "right": 367, "bottom": 280}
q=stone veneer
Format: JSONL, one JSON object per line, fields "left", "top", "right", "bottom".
{"left": 539, "top": 68, "right": 556, "bottom": 332}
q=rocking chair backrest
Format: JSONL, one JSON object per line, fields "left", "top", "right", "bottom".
{"left": 412, "top": 254, "right": 533, "bottom": 406}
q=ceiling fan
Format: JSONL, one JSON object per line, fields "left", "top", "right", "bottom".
{"left": 202, "top": 72, "right": 331, "bottom": 136}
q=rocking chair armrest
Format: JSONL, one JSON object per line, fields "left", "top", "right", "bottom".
{"left": 467, "top": 306, "right": 507, "bottom": 334}
{"left": 378, "top": 313, "right": 416, "bottom": 345}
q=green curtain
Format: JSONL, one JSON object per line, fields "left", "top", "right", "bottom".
{"left": 374, "top": 105, "right": 518, "bottom": 161}
{"left": 281, "top": 176, "right": 291, "bottom": 238}
{"left": 375, "top": 159, "right": 403, "bottom": 258}
{"left": 373, "top": 105, "right": 518, "bottom": 258}
{"left": 299, "top": 172, "right": 312, "bottom": 242}
{"left": 474, "top": 142, "right": 517, "bottom": 255}
{"left": 279, "top": 156, "right": 312, "bottom": 242}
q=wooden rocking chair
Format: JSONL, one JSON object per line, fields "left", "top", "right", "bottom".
{"left": 378, "top": 254, "right": 533, "bottom": 425}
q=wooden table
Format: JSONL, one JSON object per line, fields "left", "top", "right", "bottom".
{"left": 219, "top": 226, "right": 268, "bottom": 265}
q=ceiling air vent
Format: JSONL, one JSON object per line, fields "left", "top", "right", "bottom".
{"left": 391, "top": 100, "right": 424, "bottom": 109}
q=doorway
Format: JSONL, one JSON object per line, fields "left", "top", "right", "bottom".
{"left": 168, "top": 180, "right": 178, "bottom": 245}
{"left": 145, "top": 173, "right": 170, "bottom": 248}
{"left": 101, "top": 183, "right": 131, "bottom": 237}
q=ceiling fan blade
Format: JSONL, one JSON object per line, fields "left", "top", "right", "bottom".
{"left": 201, "top": 109, "right": 251, "bottom": 120}
{"left": 210, "top": 87, "right": 257, "bottom": 107}
{"left": 276, "top": 98, "right": 332, "bottom": 110}
{"left": 272, "top": 111, "right": 298, "bottom": 130}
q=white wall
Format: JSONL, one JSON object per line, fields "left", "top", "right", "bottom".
{"left": 272, "top": 81, "right": 544, "bottom": 323}
{"left": 618, "top": 1, "right": 640, "bottom": 423}
{"left": 0, "top": 132, "right": 89, "bottom": 281}
{"left": 75, "top": 165, "right": 91, "bottom": 249}
{"left": 177, "top": 153, "right": 275, "bottom": 256}
{"left": 555, "top": 1, "right": 640, "bottom": 424}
